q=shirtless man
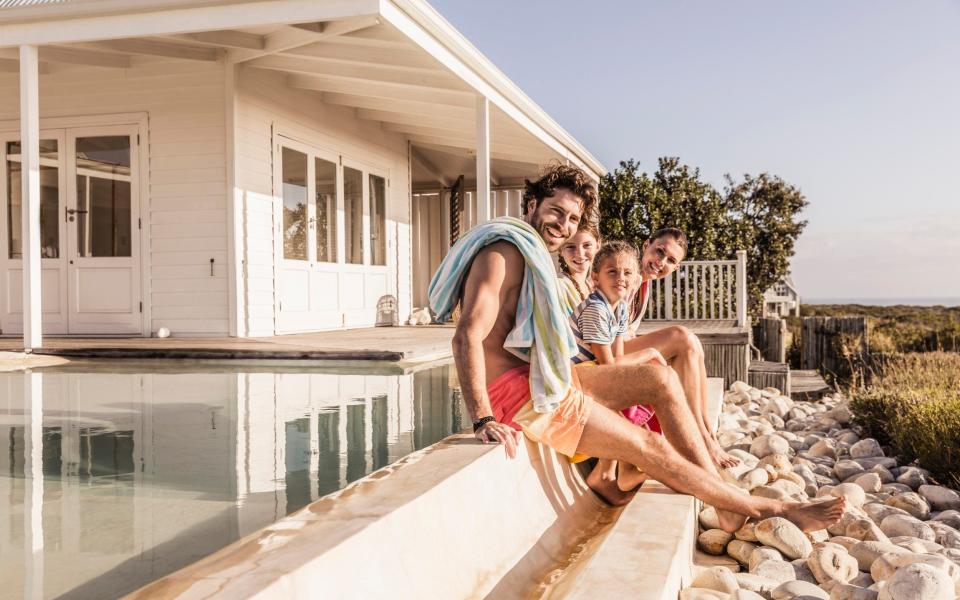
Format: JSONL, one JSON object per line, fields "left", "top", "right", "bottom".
{"left": 450, "top": 164, "right": 843, "bottom": 532}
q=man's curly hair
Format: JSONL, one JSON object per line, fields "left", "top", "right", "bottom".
{"left": 522, "top": 163, "right": 599, "bottom": 224}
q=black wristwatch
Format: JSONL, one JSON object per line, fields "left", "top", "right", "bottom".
{"left": 472, "top": 416, "right": 496, "bottom": 432}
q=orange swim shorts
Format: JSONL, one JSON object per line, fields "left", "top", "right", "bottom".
{"left": 486, "top": 364, "right": 594, "bottom": 459}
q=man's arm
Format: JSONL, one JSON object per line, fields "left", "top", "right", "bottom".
{"left": 451, "top": 242, "right": 523, "bottom": 458}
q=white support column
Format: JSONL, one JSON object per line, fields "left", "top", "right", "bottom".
{"left": 24, "top": 371, "right": 44, "bottom": 600}
{"left": 225, "top": 62, "right": 247, "bottom": 337}
{"left": 474, "top": 96, "right": 491, "bottom": 225}
{"left": 735, "top": 250, "right": 748, "bottom": 327}
{"left": 19, "top": 45, "right": 42, "bottom": 350}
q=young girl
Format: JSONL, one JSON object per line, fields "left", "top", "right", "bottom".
{"left": 570, "top": 241, "right": 666, "bottom": 492}
{"left": 624, "top": 228, "right": 740, "bottom": 468}
{"left": 557, "top": 223, "right": 600, "bottom": 313}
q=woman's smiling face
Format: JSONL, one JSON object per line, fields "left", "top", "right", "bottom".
{"left": 640, "top": 236, "right": 685, "bottom": 280}
{"left": 560, "top": 230, "right": 599, "bottom": 276}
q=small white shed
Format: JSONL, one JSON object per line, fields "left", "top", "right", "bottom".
{"left": 0, "top": 0, "right": 605, "bottom": 346}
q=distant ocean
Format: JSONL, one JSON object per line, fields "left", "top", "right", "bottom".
{"left": 805, "top": 297, "right": 960, "bottom": 307}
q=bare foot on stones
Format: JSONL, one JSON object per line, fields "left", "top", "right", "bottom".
{"left": 705, "top": 435, "right": 740, "bottom": 470}
{"left": 716, "top": 507, "right": 750, "bottom": 533}
{"left": 781, "top": 496, "right": 847, "bottom": 532}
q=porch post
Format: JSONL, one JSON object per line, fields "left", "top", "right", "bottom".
{"left": 23, "top": 371, "right": 44, "bottom": 599}
{"left": 735, "top": 250, "right": 748, "bottom": 327}
{"left": 474, "top": 96, "right": 491, "bottom": 225}
{"left": 19, "top": 45, "right": 42, "bottom": 350}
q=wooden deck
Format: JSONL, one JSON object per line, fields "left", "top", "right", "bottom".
{"left": 790, "top": 369, "right": 832, "bottom": 401}
{"left": 0, "top": 326, "right": 455, "bottom": 363}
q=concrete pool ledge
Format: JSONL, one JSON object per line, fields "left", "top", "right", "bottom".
{"left": 130, "top": 379, "right": 726, "bottom": 599}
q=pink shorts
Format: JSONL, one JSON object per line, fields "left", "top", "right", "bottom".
{"left": 487, "top": 365, "right": 594, "bottom": 459}
{"left": 623, "top": 404, "right": 661, "bottom": 433}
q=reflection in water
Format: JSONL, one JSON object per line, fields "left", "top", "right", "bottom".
{"left": 0, "top": 364, "right": 465, "bottom": 600}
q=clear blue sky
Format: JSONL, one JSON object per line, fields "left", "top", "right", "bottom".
{"left": 430, "top": 0, "right": 960, "bottom": 300}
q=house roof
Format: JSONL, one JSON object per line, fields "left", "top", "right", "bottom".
{"left": 0, "top": 0, "right": 606, "bottom": 181}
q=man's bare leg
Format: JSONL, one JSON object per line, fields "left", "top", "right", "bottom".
{"left": 624, "top": 328, "right": 739, "bottom": 468}
{"left": 574, "top": 399, "right": 845, "bottom": 532}
{"left": 576, "top": 363, "right": 718, "bottom": 476}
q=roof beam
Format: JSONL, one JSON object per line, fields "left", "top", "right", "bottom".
{"left": 284, "top": 42, "right": 441, "bottom": 71}
{"left": 228, "top": 15, "right": 381, "bottom": 64}
{"left": 288, "top": 73, "right": 473, "bottom": 107}
{"left": 411, "top": 140, "right": 547, "bottom": 166}
{"left": 85, "top": 38, "right": 220, "bottom": 61}
{"left": 410, "top": 146, "right": 449, "bottom": 187}
{"left": 0, "top": 45, "right": 130, "bottom": 69}
{"left": 177, "top": 30, "right": 266, "bottom": 50}
{"left": 321, "top": 92, "right": 473, "bottom": 120}
{"left": 247, "top": 54, "right": 462, "bottom": 89}
{"left": 0, "top": 0, "right": 380, "bottom": 47}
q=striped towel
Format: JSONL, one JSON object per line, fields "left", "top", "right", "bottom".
{"left": 428, "top": 217, "right": 576, "bottom": 414}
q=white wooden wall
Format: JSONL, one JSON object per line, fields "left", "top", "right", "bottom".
{"left": 235, "top": 68, "right": 412, "bottom": 335}
{"left": 0, "top": 58, "right": 230, "bottom": 336}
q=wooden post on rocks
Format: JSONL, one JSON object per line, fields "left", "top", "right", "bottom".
{"left": 753, "top": 317, "right": 787, "bottom": 363}
{"left": 801, "top": 316, "right": 868, "bottom": 377}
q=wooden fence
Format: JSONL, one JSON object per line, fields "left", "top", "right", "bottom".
{"left": 645, "top": 251, "right": 748, "bottom": 326}
{"left": 753, "top": 317, "right": 787, "bottom": 363}
{"left": 800, "top": 316, "right": 869, "bottom": 377}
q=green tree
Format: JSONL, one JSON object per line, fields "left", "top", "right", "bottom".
{"left": 598, "top": 158, "right": 808, "bottom": 314}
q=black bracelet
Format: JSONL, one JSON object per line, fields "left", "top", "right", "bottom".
{"left": 472, "top": 416, "right": 496, "bottom": 432}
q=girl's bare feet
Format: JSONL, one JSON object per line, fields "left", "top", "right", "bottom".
{"left": 585, "top": 463, "right": 638, "bottom": 507}
{"left": 705, "top": 434, "right": 740, "bottom": 469}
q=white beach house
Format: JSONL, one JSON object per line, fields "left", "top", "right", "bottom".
{"left": 0, "top": 0, "right": 604, "bottom": 347}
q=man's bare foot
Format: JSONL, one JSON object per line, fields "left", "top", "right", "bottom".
{"left": 705, "top": 435, "right": 740, "bottom": 469}
{"left": 617, "top": 464, "right": 649, "bottom": 492}
{"left": 780, "top": 497, "right": 846, "bottom": 532}
{"left": 586, "top": 463, "right": 638, "bottom": 507}
{"left": 716, "top": 507, "right": 749, "bottom": 533}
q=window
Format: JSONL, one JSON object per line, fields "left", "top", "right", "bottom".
{"left": 369, "top": 174, "right": 386, "bottom": 266}
{"left": 282, "top": 147, "right": 308, "bottom": 261}
{"left": 75, "top": 136, "right": 132, "bottom": 258}
{"left": 6, "top": 139, "right": 60, "bottom": 259}
{"left": 343, "top": 166, "right": 363, "bottom": 265}
{"left": 315, "top": 157, "right": 337, "bottom": 263}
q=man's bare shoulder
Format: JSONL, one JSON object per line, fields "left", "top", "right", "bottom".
{"left": 469, "top": 241, "right": 525, "bottom": 283}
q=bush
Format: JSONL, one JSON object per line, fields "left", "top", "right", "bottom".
{"left": 850, "top": 352, "right": 960, "bottom": 487}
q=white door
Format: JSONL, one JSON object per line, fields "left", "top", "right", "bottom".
{"left": 0, "top": 131, "right": 69, "bottom": 334}
{"left": 65, "top": 127, "right": 141, "bottom": 334}
{"left": 276, "top": 141, "right": 343, "bottom": 333}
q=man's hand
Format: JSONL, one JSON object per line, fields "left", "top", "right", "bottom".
{"left": 635, "top": 348, "right": 668, "bottom": 367}
{"left": 475, "top": 421, "right": 521, "bottom": 459}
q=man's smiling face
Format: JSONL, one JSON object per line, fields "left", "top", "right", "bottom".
{"left": 525, "top": 188, "right": 584, "bottom": 252}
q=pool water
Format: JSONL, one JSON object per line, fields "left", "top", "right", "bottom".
{"left": 0, "top": 362, "right": 466, "bottom": 600}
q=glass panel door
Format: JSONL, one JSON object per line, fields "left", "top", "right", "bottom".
{"left": 343, "top": 166, "right": 363, "bottom": 265}
{"left": 6, "top": 139, "right": 61, "bottom": 259}
{"left": 74, "top": 136, "right": 132, "bottom": 258}
{"left": 315, "top": 157, "right": 337, "bottom": 263}
{"left": 281, "top": 147, "right": 309, "bottom": 261}
{"left": 369, "top": 174, "right": 386, "bottom": 266}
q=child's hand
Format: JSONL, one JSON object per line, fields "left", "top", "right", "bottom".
{"left": 636, "top": 348, "right": 667, "bottom": 367}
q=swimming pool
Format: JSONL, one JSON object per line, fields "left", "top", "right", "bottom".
{"left": 0, "top": 361, "right": 466, "bottom": 599}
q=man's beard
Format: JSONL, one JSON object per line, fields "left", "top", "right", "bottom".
{"left": 528, "top": 210, "right": 561, "bottom": 250}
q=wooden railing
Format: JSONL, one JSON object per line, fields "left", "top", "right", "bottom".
{"left": 645, "top": 250, "right": 748, "bottom": 327}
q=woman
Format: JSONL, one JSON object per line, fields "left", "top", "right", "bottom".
{"left": 624, "top": 228, "right": 740, "bottom": 469}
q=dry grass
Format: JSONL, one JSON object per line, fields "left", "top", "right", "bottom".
{"left": 850, "top": 352, "right": 960, "bottom": 487}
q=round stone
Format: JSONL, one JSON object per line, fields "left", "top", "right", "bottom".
{"left": 753, "top": 559, "right": 796, "bottom": 584}
{"left": 807, "top": 542, "right": 858, "bottom": 584}
{"left": 759, "top": 453, "right": 794, "bottom": 476}
{"left": 740, "top": 468, "right": 771, "bottom": 490}
{"left": 931, "top": 509, "right": 960, "bottom": 530}
{"left": 835, "top": 460, "right": 866, "bottom": 481}
{"left": 927, "top": 521, "right": 960, "bottom": 550}
{"left": 918, "top": 485, "right": 960, "bottom": 512}
{"left": 734, "top": 573, "right": 780, "bottom": 597}
{"left": 699, "top": 529, "right": 735, "bottom": 555}
{"left": 854, "top": 473, "right": 883, "bottom": 494}
{"left": 751, "top": 434, "right": 790, "bottom": 459}
{"left": 895, "top": 467, "right": 927, "bottom": 490}
{"left": 700, "top": 506, "right": 722, "bottom": 530}
{"left": 830, "top": 583, "right": 880, "bottom": 600}
{"left": 850, "top": 438, "right": 884, "bottom": 459}
{"left": 832, "top": 483, "right": 867, "bottom": 508}
{"left": 879, "top": 514, "right": 935, "bottom": 542}
{"left": 870, "top": 551, "right": 959, "bottom": 583}
{"left": 880, "top": 483, "right": 913, "bottom": 496}
{"left": 728, "top": 539, "right": 759, "bottom": 566}
{"left": 735, "top": 521, "right": 759, "bottom": 542}
{"left": 755, "top": 517, "right": 813, "bottom": 560}
{"left": 829, "top": 536, "right": 861, "bottom": 551}
{"left": 749, "top": 546, "right": 784, "bottom": 572}
{"left": 809, "top": 439, "right": 839, "bottom": 459}
{"left": 885, "top": 493, "right": 931, "bottom": 520}
{"left": 850, "top": 541, "right": 910, "bottom": 572}
{"left": 692, "top": 565, "right": 740, "bottom": 593}
{"left": 877, "top": 562, "right": 954, "bottom": 600}
{"left": 846, "top": 517, "right": 891, "bottom": 543}
{"left": 771, "top": 579, "right": 830, "bottom": 599}
{"left": 864, "top": 503, "right": 910, "bottom": 524}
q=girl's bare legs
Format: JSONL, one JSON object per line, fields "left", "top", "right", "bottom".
{"left": 624, "top": 326, "right": 740, "bottom": 468}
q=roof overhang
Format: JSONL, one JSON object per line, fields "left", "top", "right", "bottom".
{"left": 0, "top": 0, "right": 606, "bottom": 183}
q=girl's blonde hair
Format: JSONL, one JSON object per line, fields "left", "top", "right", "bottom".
{"left": 591, "top": 240, "right": 639, "bottom": 273}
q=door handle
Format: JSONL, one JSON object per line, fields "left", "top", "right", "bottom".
{"left": 66, "top": 208, "right": 88, "bottom": 214}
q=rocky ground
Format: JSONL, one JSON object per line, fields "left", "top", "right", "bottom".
{"left": 683, "top": 381, "right": 960, "bottom": 600}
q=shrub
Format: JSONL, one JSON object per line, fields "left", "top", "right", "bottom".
{"left": 850, "top": 352, "right": 960, "bottom": 487}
